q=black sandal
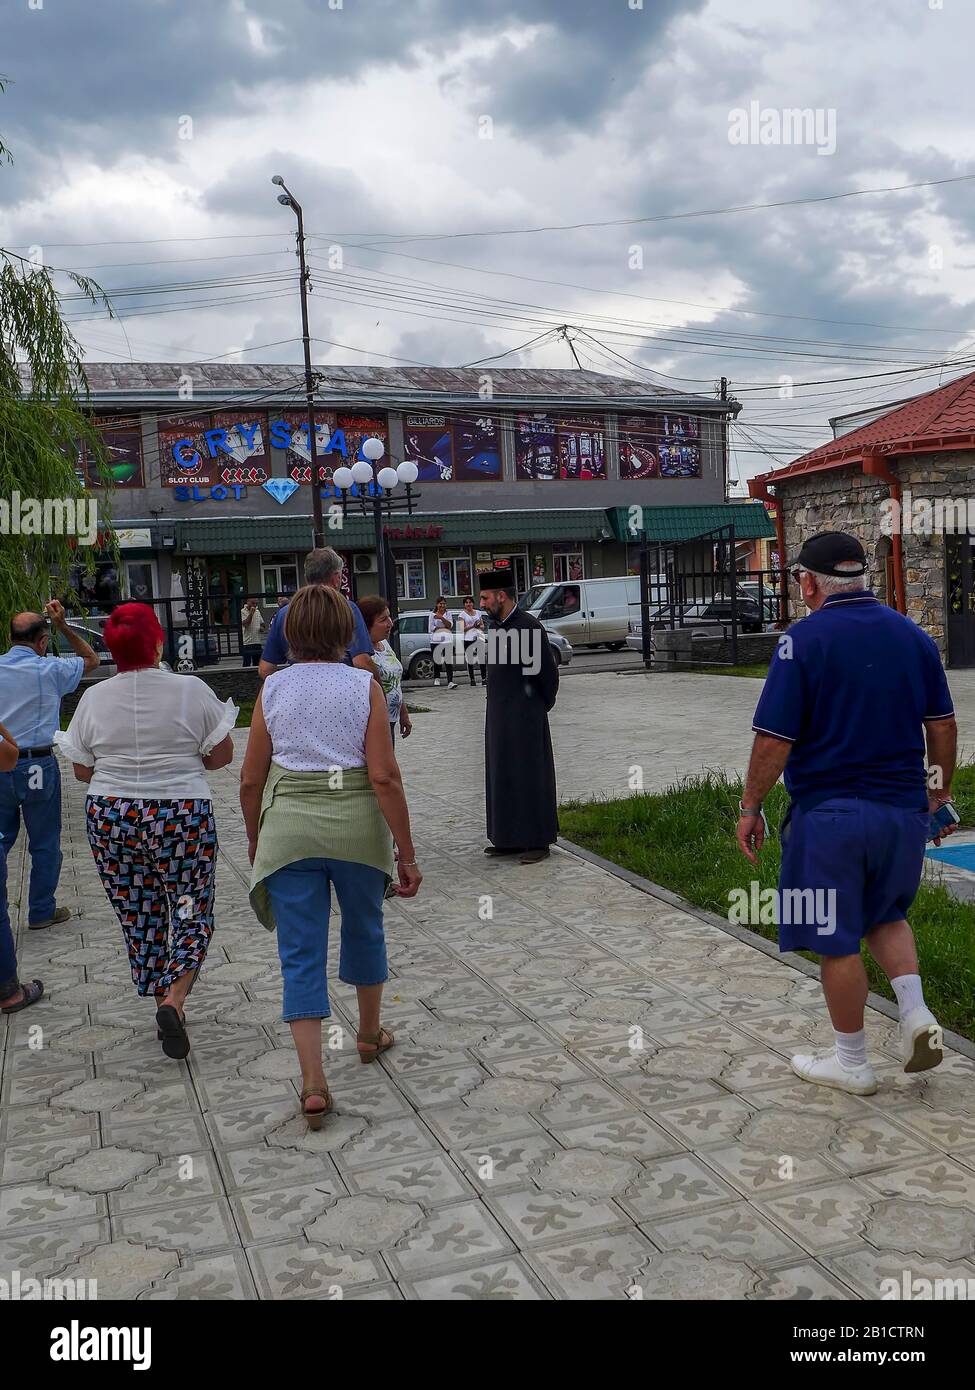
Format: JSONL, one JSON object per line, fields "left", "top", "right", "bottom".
{"left": 155, "top": 1003, "right": 191, "bottom": 1059}
{"left": 0, "top": 979, "right": 44, "bottom": 1014}
{"left": 156, "top": 1010, "right": 187, "bottom": 1040}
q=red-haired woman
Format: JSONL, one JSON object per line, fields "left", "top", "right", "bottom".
{"left": 56, "top": 603, "right": 237, "bottom": 1060}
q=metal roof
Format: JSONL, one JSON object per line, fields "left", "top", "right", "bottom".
{"left": 755, "top": 369, "right": 975, "bottom": 484}
{"left": 605, "top": 503, "right": 776, "bottom": 544}
{"left": 19, "top": 362, "right": 733, "bottom": 413}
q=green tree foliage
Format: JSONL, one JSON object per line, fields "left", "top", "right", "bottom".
{"left": 1, "top": 80, "right": 115, "bottom": 633}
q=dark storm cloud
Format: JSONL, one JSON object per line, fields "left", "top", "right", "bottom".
{"left": 0, "top": 0, "right": 701, "bottom": 166}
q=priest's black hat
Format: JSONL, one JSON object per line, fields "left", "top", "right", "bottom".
{"left": 477, "top": 568, "right": 516, "bottom": 591}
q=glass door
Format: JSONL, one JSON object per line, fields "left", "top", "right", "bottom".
{"left": 124, "top": 559, "right": 158, "bottom": 601}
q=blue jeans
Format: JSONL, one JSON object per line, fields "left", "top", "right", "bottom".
{"left": 265, "top": 856, "right": 388, "bottom": 1022}
{"left": 0, "top": 845, "right": 17, "bottom": 999}
{"left": 0, "top": 756, "right": 63, "bottom": 925}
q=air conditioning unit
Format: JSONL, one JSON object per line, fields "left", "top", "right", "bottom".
{"left": 354, "top": 553, "right": 378, "bottom": 574}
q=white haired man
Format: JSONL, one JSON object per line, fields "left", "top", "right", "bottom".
{"left": 737, "top": 531, "right": 957, "bottom": 1095}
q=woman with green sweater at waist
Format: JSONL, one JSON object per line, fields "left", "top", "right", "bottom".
{"left": 240, "top": 584, "right": 422, "bottom": 1128}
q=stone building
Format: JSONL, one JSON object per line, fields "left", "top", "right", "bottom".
{"left": 749, "top": 370, "right": 975, "bottom": 667}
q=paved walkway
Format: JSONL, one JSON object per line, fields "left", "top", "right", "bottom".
{"left": 2, "top": 672, "right": 975, "bottom": 1300}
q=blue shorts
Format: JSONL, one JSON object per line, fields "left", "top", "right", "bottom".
{"left": 778, "top": 797, "right": 928, "bottom": 957}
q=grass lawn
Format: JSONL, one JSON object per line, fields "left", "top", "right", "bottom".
{"left": 560, "top": 771, "right": 975, "bottom": 1041}
{"left": 232, "top": 699, "right": 433, "bottom": 729}
{"left": 669, "top": 663, "right": 770, "bottom": 679}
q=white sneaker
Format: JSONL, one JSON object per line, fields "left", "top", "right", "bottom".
{"left": 447, "top": 681, "right": 457, "bottom": 689}
{"left": 433, "top": 678, "right": 441, "bottom": 687}
{"left": 899, "top": 1006, "right": 944, "bottom": 1073}
{"left": 791, "top": 1049, "right": 878, "bottom": 1095}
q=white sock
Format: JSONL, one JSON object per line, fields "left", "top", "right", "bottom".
{"left": 834, "top": 1028, "right": 868, "bottom": 1069}
{"left": 891, "top": 974, "right": 926, "bottom": 1018}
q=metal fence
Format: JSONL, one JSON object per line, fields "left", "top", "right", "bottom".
{"left": 631, "top": 521, "right": 784, "bottom": 669}
{"left": 65, "top": 591, "right": 296, "bottom": 672}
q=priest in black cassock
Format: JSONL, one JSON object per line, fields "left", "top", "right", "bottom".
{"left": 478, "top": 568, "right": 559, "bottom": 865}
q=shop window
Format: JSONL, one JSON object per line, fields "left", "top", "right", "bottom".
{"left": 403, "top": 414, "right": 501, "bottom": 482}
{"left": 260, "top": 553, "right": 299, "bottom": 599}
{"left": 619, "top": 414, "right": 702, "bottom": 479}
{"left": 515, "top": 414, "right": 606, "bottom": 480}
{"left": 394, "top": 547, "right": 426, "bottom": 600}
{"left": 80, "top": 419, "right": 144, "bottom": 488}
{"left": 553, "top": 544, "right": 584, "bottom": 582}
{"left": 438, "top": 549, "right": 474, "bottom": 597}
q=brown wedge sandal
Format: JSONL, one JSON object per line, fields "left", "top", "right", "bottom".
{"left": 300, "top": 1083, "right": 333, "bottom": 1131}
{"left": 357, "top": 1025, "right": 395, "bottom": 1064}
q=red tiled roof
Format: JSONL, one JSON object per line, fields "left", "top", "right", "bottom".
{"left": 756, "top": 369, "right": 975, "bottom": 484}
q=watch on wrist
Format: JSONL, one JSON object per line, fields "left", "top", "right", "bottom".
{"left": 739, "top": 800, "right": 762, "bottom": 816}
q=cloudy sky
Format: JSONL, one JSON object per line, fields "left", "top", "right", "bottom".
{"left": 2, "top": 0, "right": 973, "bottom": 480}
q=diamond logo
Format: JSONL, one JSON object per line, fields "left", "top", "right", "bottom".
{"left": 262, "top": 478, "right": 299, "bottom": 505}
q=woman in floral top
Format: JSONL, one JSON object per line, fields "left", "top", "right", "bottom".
{"left": 356, "top": 597, "right": 412, "bottom": 744}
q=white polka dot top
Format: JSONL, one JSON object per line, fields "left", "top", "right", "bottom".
{"left": 263, "top": 662, "right": 373, "bottom": 771}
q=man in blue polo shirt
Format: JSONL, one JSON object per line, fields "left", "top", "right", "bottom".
{"left": 258, "top": 547, "right": 375, "bottom": 678}
{"left": 737, "top": 532, "right": 957, "bottom": 1096}
{"left": 0, "top": 601, "right": 99, "bottom": 930}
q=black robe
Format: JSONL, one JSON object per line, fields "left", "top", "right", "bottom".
{"left": 484, "top": 606, "right": 559, "bottom": 849}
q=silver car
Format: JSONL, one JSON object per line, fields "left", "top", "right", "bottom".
{"left": 395, "top": 608, "right": 572, "bottom": 680}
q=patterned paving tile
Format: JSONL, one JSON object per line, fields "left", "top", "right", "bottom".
{"left": 404, "top": 1255, "right": 552, "bottom": 1300}
{"left": 524, "top": 1229, "right": 655, "bottom": 1299}
{"left": 6, "top": 712, "right": 975, "bottom": 1300}
{"left": 640, "top": 1203, "right": 804, "bottom": 1264}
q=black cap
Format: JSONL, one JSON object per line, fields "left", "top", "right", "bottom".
{"left": 794, "top": 531, "right": 867, "bottom": 577}
{"left": 477, "top": 568, "right": 516, "bottom": 591}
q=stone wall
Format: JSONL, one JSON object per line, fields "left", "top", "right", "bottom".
{"left": 772, "top": 450, "right": 971, "bottom": 655}
{"left": 652, "top": 629, "right": 779, "bottom": 669}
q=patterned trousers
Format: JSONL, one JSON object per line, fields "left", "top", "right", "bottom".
{"left": 85, "top": 797, "right": 218, "bottom": 998}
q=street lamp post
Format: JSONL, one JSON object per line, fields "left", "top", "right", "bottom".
{"left": 272, "top": 174, "right": 324, "bottom": 547}
{"left": 332, "top": 440, "right": 420, "bottom": 655}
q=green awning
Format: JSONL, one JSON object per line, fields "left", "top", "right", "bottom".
{"left": 604, "top": 503, "right": 775, "bottom": 545}
{"left": 173, "top": 508, "right": 609, "bottom": 554}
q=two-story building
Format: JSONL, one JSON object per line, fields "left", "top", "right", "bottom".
{"left": 59, "top": 362, "right": 772, "bottom": 636}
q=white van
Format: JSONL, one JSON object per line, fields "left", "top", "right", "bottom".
{"left": 520, "top": 575, "right": 667, "bottom": 650}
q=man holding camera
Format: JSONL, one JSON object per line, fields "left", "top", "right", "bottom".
{"left": 0, "top": 601, "right": 98, "bottom": 930}
{"left": 737, "top": 532, "right": 957, "bottom": 1095}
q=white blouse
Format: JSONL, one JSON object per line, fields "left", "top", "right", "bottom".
{"left": 262, "top": 661, "right": 373, "bottom": 771}
{"left": 55, "top": 668, "right": 238, "bottom": 800}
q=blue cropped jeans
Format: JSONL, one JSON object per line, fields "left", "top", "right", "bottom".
{"left": 265, "top": 856, "right": 388, "bottom": 1021}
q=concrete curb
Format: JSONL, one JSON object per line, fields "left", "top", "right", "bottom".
{"left": 556, "top": 834, "right": 975, "bottom": 1064}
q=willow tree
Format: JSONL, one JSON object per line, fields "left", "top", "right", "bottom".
{"left": 1, "top": 85, "right": 114, "bottom": 633}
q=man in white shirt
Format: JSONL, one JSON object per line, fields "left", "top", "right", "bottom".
{"left": 0, "top": 602, "right": 98, "bottom": 930}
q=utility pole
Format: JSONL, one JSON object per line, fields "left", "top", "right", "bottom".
{"left": 720, "top": 376, "right": 729, "bottom": 501}
{"left": 558, "top": 324, "right": 584, "bottom": 370}
{"left": 273, "top": 175, "right": 323, "bottom": 547}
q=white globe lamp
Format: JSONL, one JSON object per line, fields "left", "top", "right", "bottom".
{"left": 362, "top": 437, "right": 385, "bottom": 462}
{"left": 331, "top": 466, "right": 354, "bottom": 490}
{"left": 377, "top": 467, "right": 398, "bottom": 490}
{"left": 351, "top": 460, "right": 374, "bottom": 485}
{"left": 396, "top": 460, "right": 419, "bottom": 485}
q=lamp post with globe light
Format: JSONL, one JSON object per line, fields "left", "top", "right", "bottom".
{"left": 332, "top": 439, "right": 420, "bottom": 647}
{"left": 272, "top": 173, "right": 326, "bottom": 545}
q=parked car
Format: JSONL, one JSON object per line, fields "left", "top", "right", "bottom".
{"left": 519, "top": 575, "right": 667, "bottom": 650}
{"left": 54, "top": 625, "right": 174, "bottom": 677}
{"left": 625, "top": 595, "right": 764, "bottom": 651}
{"left": 395, "top": 608, "right": 572, "bottom": 680}
{"left": 737, "top": 581, "right": 781, "bottom": 623}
